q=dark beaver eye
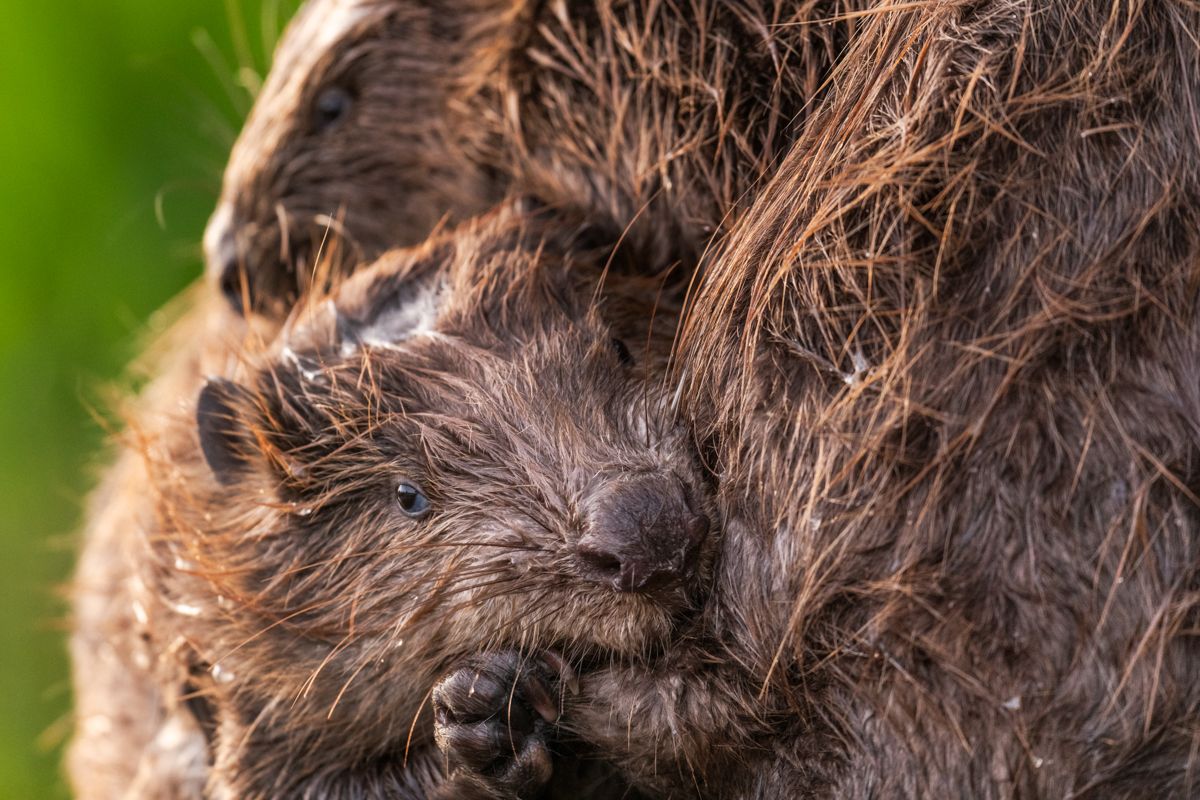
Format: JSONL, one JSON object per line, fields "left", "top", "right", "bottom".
{"left": 312, "top": 87, "right": 353, "bottom": 133}
{"left": 611, "top": 337, "right": 634, "bottom": 366}
{"left": 396, "top": 481, "right": 430, "bottom": 517}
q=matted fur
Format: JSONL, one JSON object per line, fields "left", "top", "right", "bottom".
{"left": 461, "top": 0, "right": 840, "bottom": 271}
{"left": 70, "top": 1, "right": 845, "bottom": 794}
{"left": 553, "top": 1, "right": 1200, "bottom": 797}
{"left": 67, "top": 294, "right": 276, "bottom": 799}
{"left": 208, "top": 0, "right": 846, "bottom": 314}
{"left": 204, "top": 0, "right": 515, "bottom": 314}
{"left": 145, "top": 202, "right": 710, "bottom": 798}
{"left": 69, "top": 0, "right": 1200, "bottom": 797}
{"left": 68, "top": 1, "right": 519, "bottom": 786}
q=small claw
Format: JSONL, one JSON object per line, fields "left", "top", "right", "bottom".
{"left": 541, "top": 650, "right": 579, "bottom": 695}
{"left": 521, "top": 672, "right": 559, "bottom": 724}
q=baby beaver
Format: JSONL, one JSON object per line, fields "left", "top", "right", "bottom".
{"left": 148, "top": 200, "right": 714, "bottom": 798}
{"left": 203, "top": 0, "right": 511, "bottom": 315}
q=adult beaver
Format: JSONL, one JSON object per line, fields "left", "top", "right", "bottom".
{"left": 146, "top": 200, "right": 713, "bottom": 799}
{"left": 537, "top": 1, "right": 1200, "bottom": 797}
{"left": 204, "top": 0, "right": 840, "bottom": 314}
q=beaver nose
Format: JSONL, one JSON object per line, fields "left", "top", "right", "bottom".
{"left": 204, "top": 203, "right": 250, "bottom": 314}
{"left": 576, "top": 477, "right": 708, "bottom": 593}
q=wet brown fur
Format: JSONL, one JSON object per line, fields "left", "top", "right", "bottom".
{"left": 460, "top": 0, "right": 839, "bottom": 272}
{"left": 556, "top": 1, "right": 1200, "bottom": 797}
{"left": 67, "top": 3, "right": 513, "bottom": 793}
{"left": 66, "top": 290, "right": 278, "bottom": 800}
{"left": 206, "top": 0, "right": 514, "bottom": 313}
{"left": 70, "top": 0, "right": 1200, "bottom": 797}
{"left": 145, "top": 202, "right": 711, "bottom": 798}
{"left": 209, "top": 0, "right": 845, "bottom": 313}
{"left": 71, "top": 1, "right": 839, "bottom": 794}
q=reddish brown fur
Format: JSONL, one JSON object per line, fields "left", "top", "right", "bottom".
{"left": 71, "top": 0, "right": 1200, "bottom": 797}
{"left": 67, "top": 3, "right": 514, "bottom": 793}
{"left": 205, "top": 0, "right": 514, "bottom": 314}
{"left": 462, "top": 0, "right": 839, "bottom": 270}
{"left": 145, "top": 202, "right": 709, "bottom": 798}
{"left": 556, "top": 1, "right": 1200, "bottom": 797}
{"left": 207, "top": 0, "right": 844, "bottom": 314}
{"left": 71, "top": 2, "right": 840, "bottom": 793}
{"left": 66, "top": 290, "right": 277, "bottom": 800}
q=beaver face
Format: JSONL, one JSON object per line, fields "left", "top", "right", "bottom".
{"left": 204, "top": 0, "right": 497, "bottom": 316}
{"left": 190, "top": 207, "right": 715, "bottom": 669}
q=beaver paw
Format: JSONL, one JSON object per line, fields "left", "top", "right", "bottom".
{"left": 432, "top": 652, "right": 561, "bottom": 799}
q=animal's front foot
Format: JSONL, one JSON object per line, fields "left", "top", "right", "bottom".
{"left": 432, "top": 651, "right": 562, "bottom": 799}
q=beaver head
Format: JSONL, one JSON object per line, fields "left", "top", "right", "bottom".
{"left": 203, "top": 0, "right": 508, "bottom": 317}
{"left": 170, "top": 203, "right": 714, "bottom": 735}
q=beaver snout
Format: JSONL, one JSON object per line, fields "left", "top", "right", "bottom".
{"left": 205, "top": 204, "right": 304, "bottom": 316}
{"left": 576, "top": 477, "right": 708, "bottom": 594}
{"left": 204, "top": 203, "right": 252, "bottom": 314}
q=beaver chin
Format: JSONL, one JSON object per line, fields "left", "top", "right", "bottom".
{"left": 549, "top": 589, "right": 699, "bottom": 659}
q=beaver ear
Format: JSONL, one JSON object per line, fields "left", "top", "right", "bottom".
{"left": 334, "top": 277, "right": 443, "bottom": 351}
{"left": 196, "top": 378, "right": 257, "bottom": 486}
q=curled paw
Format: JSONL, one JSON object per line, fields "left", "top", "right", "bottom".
{"left": 432, "top": 651, "right": 565, "bottom": 798}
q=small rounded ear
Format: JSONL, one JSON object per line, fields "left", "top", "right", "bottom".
{"left": 196, "top": 378, "right": 256, "bottom": 486}
{"left": 333, "top": 276, "right": 443, "bottom": 352}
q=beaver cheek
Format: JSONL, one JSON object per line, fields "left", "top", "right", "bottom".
{"left": 575, "top": 475, "right": 709, "bottom": 596}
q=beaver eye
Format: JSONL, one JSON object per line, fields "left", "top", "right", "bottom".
{"left": 395, "top": 481, "right": 430, "bottom": 517}
{"left": 610, "top": 337, "right": 634, "bottom": 366}
{"left": 312, "top": 87, "right": 353, "bottom": 133}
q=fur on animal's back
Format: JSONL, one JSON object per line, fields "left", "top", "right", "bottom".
{"left": 672, "top": 0, "right": 1200, "bottom": 795}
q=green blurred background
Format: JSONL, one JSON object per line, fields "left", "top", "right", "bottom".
{"left": 0, "top": 2, "right": 299, "bottom": 795}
